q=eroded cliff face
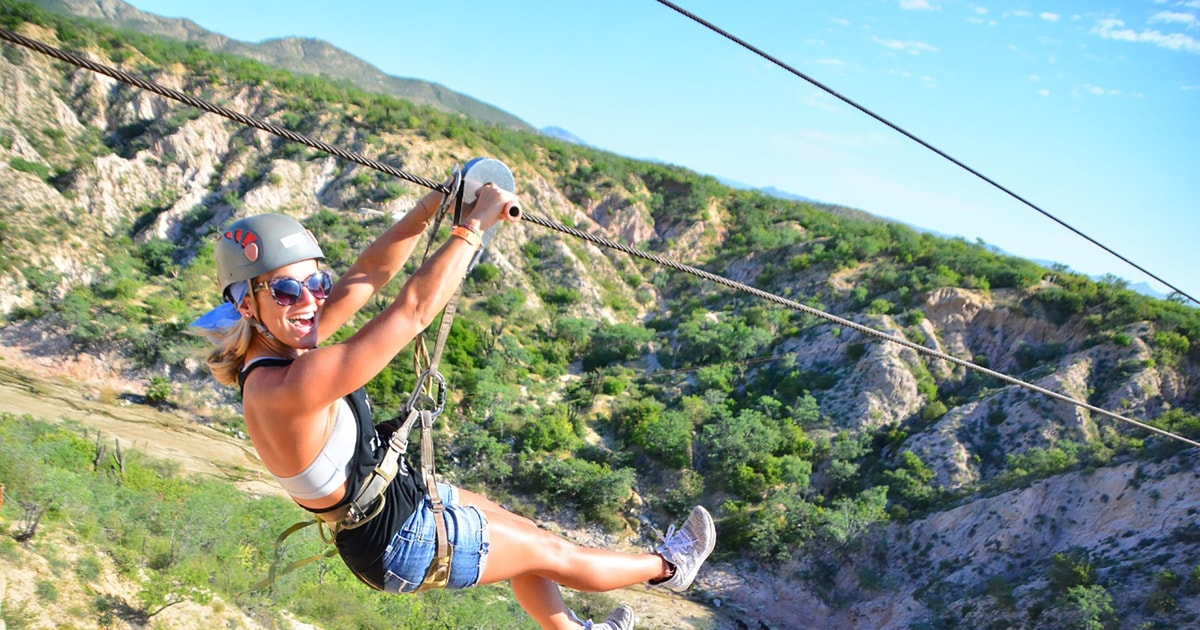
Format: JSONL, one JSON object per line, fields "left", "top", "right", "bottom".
{"left": 702, "top": 448, "right": 1200, "bottom": 629}
{"left": 858, "top": 449, "right": 1198, "bottom": 629}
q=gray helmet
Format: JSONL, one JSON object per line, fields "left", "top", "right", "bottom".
{"left": 214, "top": 213, "right": 324, "bottom": 302}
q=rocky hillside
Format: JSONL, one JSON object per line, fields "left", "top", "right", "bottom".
{"left": 1, "top": 5, "right": 1198, "bottom": 629}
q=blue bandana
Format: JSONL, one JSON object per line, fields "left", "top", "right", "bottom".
{"left": 190, "top": 281, "right": 248, "bottom": 332}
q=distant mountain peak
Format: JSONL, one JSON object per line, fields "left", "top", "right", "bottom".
{"left": 540, "top": 126, "right": 589, "bottom": 146}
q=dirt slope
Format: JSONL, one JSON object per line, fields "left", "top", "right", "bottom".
{"left": 0, "top": 343, "right": 739, "bottom": 629}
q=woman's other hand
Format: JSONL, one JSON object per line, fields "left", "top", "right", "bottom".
{"left": 462, "top": 183, "right": 518, "bottom": 232}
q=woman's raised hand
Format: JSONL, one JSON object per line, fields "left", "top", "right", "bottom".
{"left": 464, "top": 182, "right": 520, "bottom": 231}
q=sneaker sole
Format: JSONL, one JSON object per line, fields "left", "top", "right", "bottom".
{"left": 693, "top": 505, "right": 717, "bottom": 559}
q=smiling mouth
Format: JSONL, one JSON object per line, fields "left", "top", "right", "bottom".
{"left": 288, "top": 314, "right": 315, "bottom": 327}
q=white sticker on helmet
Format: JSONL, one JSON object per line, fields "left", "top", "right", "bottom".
{"left": 280, "top": 231, "right": 308, "bottom": 249}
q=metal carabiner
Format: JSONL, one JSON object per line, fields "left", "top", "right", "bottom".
{"left": 404, "top": 369, "right": 447, "bottom": 419}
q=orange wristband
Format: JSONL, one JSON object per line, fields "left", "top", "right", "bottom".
{"left": 451, "top": 224, "right": 482, "bottom": 249}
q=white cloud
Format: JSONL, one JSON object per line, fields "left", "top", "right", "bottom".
{"left": 1029, "top": 74, "right": 1042, "bottom": 82}
{"left": 1092, "top": 17, "right": 1200, "bottom": 54}
{"left": 831, "top": 17, "right": 851, "bottom": 27}
{"left": 1084, "top": 83, "right": 1121, "bottom": 96}
{"left": 899, "top": 0, "right": 937, "bottom": 11}
{"left": 1041, "top": 12, "right": 1061, "bottom": 22}
{"left": 1038, "top": 89, "right": 1051, "bottom": 96}
{"left": 1149, "top": 11, "right": 1197, "bottom": 27}
{"left": 871, "top": 36, "right": 940, "bottom": 54}
{"left": 966, "top": 7, "right": 995, "bottom": 25}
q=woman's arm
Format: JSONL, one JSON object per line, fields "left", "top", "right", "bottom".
{"left": 316, "top": 187, "right": 446, "bottom": 342}
{"left": 282, "top": 184, "right": 518, "bottom": 409}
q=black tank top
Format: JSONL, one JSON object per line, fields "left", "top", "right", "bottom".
{"left": 239, "top": 357, "right": 427, "bottom": 586}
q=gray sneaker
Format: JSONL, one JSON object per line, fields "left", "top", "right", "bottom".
{"left": 578, "top": 604, "right": 636, "bottom": 630}
{"left": 653, "top": 505, "right": 716, "bottom": 592}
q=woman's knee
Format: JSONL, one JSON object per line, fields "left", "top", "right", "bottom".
{"left": 457, "top": 488, "right": 537, "bottom": 526}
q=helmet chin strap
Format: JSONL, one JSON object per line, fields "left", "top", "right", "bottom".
{"left": 250, "top": 318, "right": 276, "bottom": 341}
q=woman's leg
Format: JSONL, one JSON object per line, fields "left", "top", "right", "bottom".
{"left": 455, "top": 488, "right": 576, "bottom": 629}
{"left": 455, "top": 487, "right": 536, "bottom": 525}
{"left": 454, "top": 488, "right": 668, "bottom": 592}
{"left": 509, "top": 575, "right": 578, "bottom": 630}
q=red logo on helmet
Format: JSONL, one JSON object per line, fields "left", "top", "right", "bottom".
{"left": 224, "top": 229, "right": 260, "bottom": 263}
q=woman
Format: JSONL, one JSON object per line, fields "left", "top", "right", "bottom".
{"left": 192, "top": 180, "right": 716, "bottom": 630}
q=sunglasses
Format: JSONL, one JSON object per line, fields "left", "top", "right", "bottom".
{"left": 253, "top": 270, "right": 333, "bottom": 306}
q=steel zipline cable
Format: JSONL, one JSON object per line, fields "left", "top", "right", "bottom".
{"left": 1, "top": 27, "right": 1196, "bottom": 450}
{"left": 653, "top": 0, "right": 1198, "bottom": 308}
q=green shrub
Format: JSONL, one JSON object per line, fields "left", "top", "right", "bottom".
{"left": 582, "top": 323, "right": 653, "bottom": 371}
{"left": 1048, "top": 549, "right": 1096, "bottom": 593}
{"left": 1064, "top": 584, "right": 1115, "bottom": 629}
{"left": 866, "top": 298, "right": 892, "bottom": 315}
{"left": 9, "top": 157, "right": 54, "bottom": 181}
{"left": 921, "top": 400, "right": 948, "bottom": 422}
{"left": 35, "top": 579, "right": 58, "bottom": 601}
{"left": 518, "top": 406, "right": 581, "bottom": 453}
{"left": 519, "top": 456, "right": 634, "bottom": 531}
{"left": 145, "top": 375, "right": 172, "bottom": 404}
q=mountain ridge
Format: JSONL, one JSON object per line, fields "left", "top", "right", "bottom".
{"left": 31, "top": 0, "right": 535, "bottom": 130}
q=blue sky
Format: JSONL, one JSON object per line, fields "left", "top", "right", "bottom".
{"left": 125, "top": 0, "right": 1200, "bottom": 301}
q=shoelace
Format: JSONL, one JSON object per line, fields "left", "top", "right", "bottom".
{"left": 653, "top": 522, "right": 697, "bottom": 564}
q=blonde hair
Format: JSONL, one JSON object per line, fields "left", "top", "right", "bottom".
{"left": 194, "top": 316, "right": 257, "bottom": 387}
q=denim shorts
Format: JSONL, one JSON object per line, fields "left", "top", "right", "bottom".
{"left": 381, "top": 483, "right": 489, "bottom": 592}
